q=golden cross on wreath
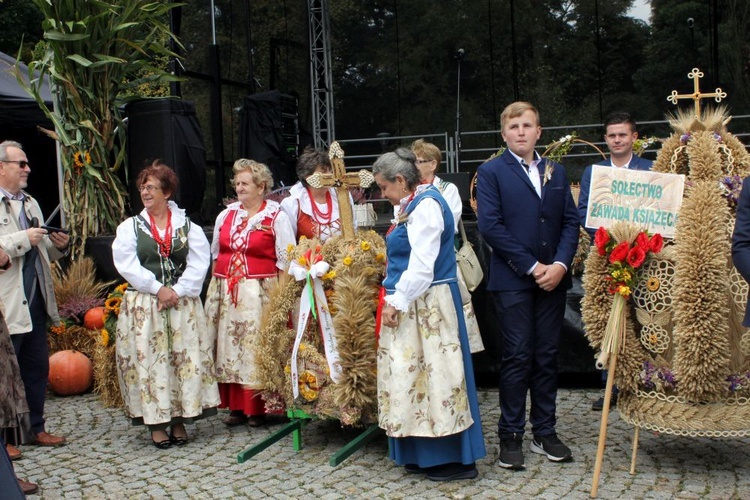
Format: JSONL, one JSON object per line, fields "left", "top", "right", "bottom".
{"left": 305, "top": 141, "right": 375, "bottom": 239}
{"left": 666, "top": 67, "right": 727, "bottom": 118}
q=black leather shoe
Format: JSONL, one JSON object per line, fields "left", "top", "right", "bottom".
{"left": 426, "top": 463, "right": 478, "bottom": 481}
{"left": 592, "top": 392, "right": 618, "bottom": 411}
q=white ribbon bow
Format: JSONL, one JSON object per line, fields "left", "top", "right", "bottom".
{"left": 288, "top": 259, "right": 342, "bottom": 399}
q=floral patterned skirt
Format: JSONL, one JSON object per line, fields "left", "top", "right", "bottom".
{"left": 116, "top": 291, "right": 220, "bottom": 426}
{"left": 204, "top": 276, "right": 274, "bottom": 388}
{"left": 0, "top": 313, "right": 31, "bottom": 443}
{"left": 377, "top": 283, "right": 473, "bottom": 438}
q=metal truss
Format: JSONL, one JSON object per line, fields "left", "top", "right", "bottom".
{"left": 308, "top": 0, "right": 335, "bottom": 148}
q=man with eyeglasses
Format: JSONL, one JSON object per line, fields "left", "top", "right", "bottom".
{"left": 0, "top": 140, "right": 69, "bottom": 465}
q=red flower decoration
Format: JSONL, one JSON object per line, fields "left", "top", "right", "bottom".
{"left": 649, "top": 233, "right": 664, "bottom": 253}
{"left": 594, "top": 227, "right": 610, "bottom": 256}
{"left": 635, "top": 231, "right": 650, "bottom": 250}
{"left": 609, "top": 242, "right": 630, "bottom": 264}
{"left": 626, "top": 245, "right": 647, "bottom": 268}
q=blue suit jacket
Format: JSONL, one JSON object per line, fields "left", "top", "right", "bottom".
{"left": 578, "top": 154, "right": 653, "bottom": 239}
{"left": 476, "top": 149, "right": 580, "bottom": 292}
{"left": 732, "top": 180, "right": 750, "bottom": 326}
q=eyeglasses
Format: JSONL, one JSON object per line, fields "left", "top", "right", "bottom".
{"left": 139, "top": 185, "right": 161, "bottom": 193}
{"left": 0, "top": 160, "right": 30, "bottom": 169}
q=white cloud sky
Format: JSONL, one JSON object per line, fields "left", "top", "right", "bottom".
{"left": 627, "top": 0, "right": 651, "bottom": 24}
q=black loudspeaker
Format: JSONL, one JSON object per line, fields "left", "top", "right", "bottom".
{"left": 239, "top": 90, "right": 299, "bottom": 188}
{"left": 125, "top": 99, "right": 207, "bottom": 221}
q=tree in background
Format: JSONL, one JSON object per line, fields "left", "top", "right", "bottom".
{"left": 17, "top": 0, "right": 181, "bottom": 258}
{"left": 0, "top": 0, "right": 43, "bottom": 60}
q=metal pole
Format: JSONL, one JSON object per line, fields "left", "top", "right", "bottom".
{"left": 244, "top": 0, "right": 256, "bottom": 94}
{"left": 208, "top": 0, "right": 225, "bottom": 208}
{"left": 455, "top": 49, "right": 465, "bottom": 171}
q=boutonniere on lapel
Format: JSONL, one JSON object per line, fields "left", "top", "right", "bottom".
{"left": 542, "top": 162, "right": 554, "bottom": 186}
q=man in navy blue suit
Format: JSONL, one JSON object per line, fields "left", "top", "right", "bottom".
{"left": 577, "top": 112, "right": 653, "bottom": 411}
{"left": 477, "top": 102, "right": 579, "bottom": 470}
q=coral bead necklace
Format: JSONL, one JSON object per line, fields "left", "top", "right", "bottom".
{"left": 149, "top": 211, "right": 173, "bottom": 257}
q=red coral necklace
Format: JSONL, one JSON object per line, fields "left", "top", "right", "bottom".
{"left": 306, "top": 187, "right": 332, "bottom": 224}
{"left": 149, "top": 211, "right": 173, "bottom": 258}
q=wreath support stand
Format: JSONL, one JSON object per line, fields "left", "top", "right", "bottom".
{"left": 238, "top": 409, "right": 311, "bottom": 463}
{"left": 590, "top": 351, "right": 619, "bottom": 497}
{"left": 591, "top": 293, "right": 628, "bottom": 498}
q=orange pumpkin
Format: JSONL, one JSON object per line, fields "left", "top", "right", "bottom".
{"left": 48, "top": 350, "right": 93, "bottom": 396}
{"left": 83, "top": 306, "right": 105, "bottom": 330}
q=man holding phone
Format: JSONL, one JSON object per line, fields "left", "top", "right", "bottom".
{"left": 0, "top": 140, "right": 69, "bottom": 456}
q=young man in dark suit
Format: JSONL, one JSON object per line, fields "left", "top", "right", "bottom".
{"left": 578, "top": 112, "right": 653, "bottom": 410}
{"left": 476, "top": 102, "right": 579, "bottom": 470}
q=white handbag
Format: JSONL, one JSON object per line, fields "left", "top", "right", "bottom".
{"left": 456, "top": 219, "right": 484, "bottom": 292}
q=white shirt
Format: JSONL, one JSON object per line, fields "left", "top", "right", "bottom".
{"left": 112, "top": 201, "right": 210, "bottom": 298}
{"left": 393, "top": 175, "right": 462, "bottom": 233}
{"left": 279, "top": 182, "right": 358, "bottom": 241}
{"left": 385, "top": 186, "right": 444, "bottom": 312}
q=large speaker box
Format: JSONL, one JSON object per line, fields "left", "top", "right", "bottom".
{"left": 239, "top": 90, "right": 299, "bottom": 188}
{"left": 126, "top": 99, "right": 207, "bottom": 221}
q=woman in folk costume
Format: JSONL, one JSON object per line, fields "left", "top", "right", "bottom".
{"left": 205, "top": 159, "right": 295, "bottom": 427}
{"left": 280, "top": 147, "right": 356, "bottom": 243}
{"left": 373, "top": 148, "right": 486, "bottom": 482}
{"left": 409, "top": 139, "right": 484, "bottom": 353}
{"left": 112, "top": 161, "right": 219, "bottom": 449}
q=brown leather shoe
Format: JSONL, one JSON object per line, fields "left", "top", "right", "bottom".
{"left": 6, "top": 443, "right": 21, "bottom": 460}
{"left": 18, "top": 478, "right": 39, "bottom": 495}
{"left": 33, "top": 431, "right": 66, "bottom": 447}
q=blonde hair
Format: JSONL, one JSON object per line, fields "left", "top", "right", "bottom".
{"left": 500, "top": 101, "right": 540, "bottom": 130}
{"left": 231, "top": 159, "right": 274, "bottom": 196}
{"left": 410, "top": 139, "right": 442, "bottom": 171}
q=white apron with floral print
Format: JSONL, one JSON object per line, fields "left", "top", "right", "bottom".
{"left": 116, "top": 291, "right": 221, "bottom": 425}
{"left": 377, "top": 284, "right": 473, "bottom": 438}
{"left": 204, "top": 277, "right": 275, "bottom": 387}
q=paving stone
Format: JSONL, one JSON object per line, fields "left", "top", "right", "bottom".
{"left": 10, "top": 389, "right": 750, "bottom": 498}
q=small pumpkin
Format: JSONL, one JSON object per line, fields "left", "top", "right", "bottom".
{"left": 48, "top": 350, "right": 93, "bottom": 396}
{"left": 83, "top": 306, "right": 105, "bottom": 330}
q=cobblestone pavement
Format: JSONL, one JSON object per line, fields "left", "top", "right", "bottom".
{"left": 12, "top": 388, "right": 750, "bottom": 499}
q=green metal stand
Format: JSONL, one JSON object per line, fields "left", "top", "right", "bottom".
{"left": 328, "top": 424, "right": 383, "bottom": 467}
{"left": 237, "top": 409, "right": 383, "bottom": 466}
{"left": 236, "top": 409, "right": 312, "bottom": 463}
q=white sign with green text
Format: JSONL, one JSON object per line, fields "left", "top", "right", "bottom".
{"left": 585, "top": 165, "right": 685, "bottom": 239}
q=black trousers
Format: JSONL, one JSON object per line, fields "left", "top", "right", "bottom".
{"left": 11, "top": 287, "right": 49, "bottom": 436}
{"left": 493, "top": 287, "right": 566, "bottom": 437}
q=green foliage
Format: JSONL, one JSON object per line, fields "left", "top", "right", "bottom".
{"left": 0, "top": 0, "right": 43, "bottom": 61}
{"left": 16, "top": 0, "right": 182, "bottom": 257}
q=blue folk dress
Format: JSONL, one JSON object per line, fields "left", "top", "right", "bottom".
{"left": 378, "top": 185, "right": 486, "bottom": 467}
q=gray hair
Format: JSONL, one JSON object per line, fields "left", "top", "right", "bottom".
{"left": 372, "top": 147, "right": 420, "bottom": 190}
{"left": 0, "top": 141, "right": 23, "bottom": 161}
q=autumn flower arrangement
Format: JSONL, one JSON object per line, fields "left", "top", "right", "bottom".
{"left": 49, "top": 257, "right": 111, "bottom": 355}
{"left": 593, "top": 225, "right": 664, "bottom": 367}
{"left": 594, "top": 227, "right": 664, "bottom": 299}
{"left": 102, "top": 283, "right": 128, "bottom": 347}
